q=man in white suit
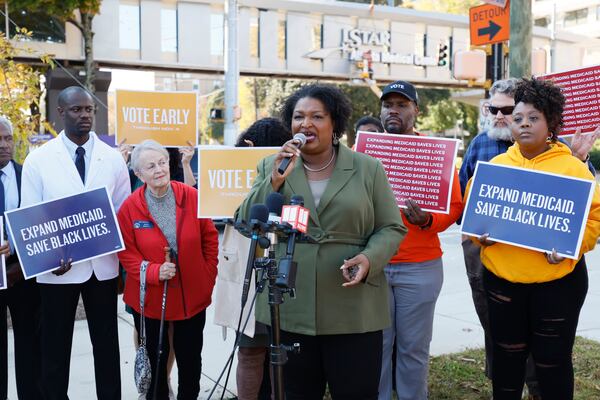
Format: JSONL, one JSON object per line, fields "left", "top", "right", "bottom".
{"left": 21, "top": 86, "right": 130, "bottom": 400}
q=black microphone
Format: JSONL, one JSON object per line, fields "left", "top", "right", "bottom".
{"left": 275, "top": 195, "right": 304, "bottom": 289}
{"left": 277, "top": 133, "right": 307, "bottom": 175}
{"left": 241, "top": 204, "right": 269, "bottom": 307}
{"left": 265, "top": 192, "right": 285, "bottom": 256}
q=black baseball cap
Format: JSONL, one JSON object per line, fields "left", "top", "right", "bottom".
{"left": 381, "top": 80, "right": 418, "bottom": 105}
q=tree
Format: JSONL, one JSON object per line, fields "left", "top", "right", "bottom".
{"left": 9, "top": 0, "right": 101, "bottom": 92}
{"left": 403, "top": 0, "right": 479, "bottom": 15}
{"left": 0, "top": 29, "right": 53, "bottom": 161}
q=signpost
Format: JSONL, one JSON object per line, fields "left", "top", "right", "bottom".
{"left": 469, "top": 1, "right": 510, "bottom": 46}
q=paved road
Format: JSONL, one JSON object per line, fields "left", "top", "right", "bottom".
{"left": 6, "top": 224, "right": 600, "bottom": 398}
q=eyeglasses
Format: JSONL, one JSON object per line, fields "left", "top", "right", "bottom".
{"left": 142, "top": 159, "right": 168, "bottom": 173}
{"left": 486, "top": 105, "right": 515, "bottom": 116}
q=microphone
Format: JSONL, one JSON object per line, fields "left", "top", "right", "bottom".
{"left": 265, "top": 192, "right": 285, "bottom": 257}
{"left": 276, "top": 195, "right": 307, "bottom": 289}
{"left": 277, "top": 133, "right": 307, "bottom": 175}
{"left": 241, "top": 203, "right": 269, "bottom": 307}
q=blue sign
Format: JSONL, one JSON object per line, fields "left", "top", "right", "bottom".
{"left": 461, "top": 162, "right": 595, "bottom": 259}
{"left": 5, "top": 187, "right": 125, "bottom": 279}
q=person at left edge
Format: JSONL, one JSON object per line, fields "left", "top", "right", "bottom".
{"left": 20, "top": 86, "right": 130, "bottom": 400}
{"left": 117, "top": 140, "right": 219, "bottom": 400}
{"left": 0, "top": 116, "right": 42, "bottom": 400}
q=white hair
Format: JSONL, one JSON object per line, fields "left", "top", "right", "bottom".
{"left": 0, "top": 116, "right": 13, "bottom": 135}
{"left": 130, "top": 140, "right": 169, "bottom": 173}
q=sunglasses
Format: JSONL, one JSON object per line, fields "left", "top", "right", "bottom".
{"left": 487, "top": 105, "right": 515, "bottom": 115}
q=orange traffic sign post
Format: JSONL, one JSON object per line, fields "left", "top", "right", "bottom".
{"left": 469, "top": 1, "right": 510, "bottom": 46}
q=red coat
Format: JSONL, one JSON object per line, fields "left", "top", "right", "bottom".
{"left": 117, "top": 181, "right": 218, "bottom": 320}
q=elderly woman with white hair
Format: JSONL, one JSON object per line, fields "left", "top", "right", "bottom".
{"left": 117, "top": 139, "right": 219, "bottom": 400}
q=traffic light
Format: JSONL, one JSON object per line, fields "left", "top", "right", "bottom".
{"left": 438, "top": 43, "right": 448, "bottom": 67}
{"left": 210, "top": 108, "right": 224, "bottom": 121}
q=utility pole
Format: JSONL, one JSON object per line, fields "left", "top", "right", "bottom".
{"left": 509, "top": 0, "right": 532, "bottom": 78}
{"left": 224, "top": 0, "right": 239, "bottom": 145}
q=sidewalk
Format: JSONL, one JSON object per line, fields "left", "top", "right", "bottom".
{"left": 6, "top": 225, "right": 600, "bottom": 398}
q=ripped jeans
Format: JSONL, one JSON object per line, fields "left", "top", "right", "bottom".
{"left": 483, "top": 258, "right": 588, "bottom": 400}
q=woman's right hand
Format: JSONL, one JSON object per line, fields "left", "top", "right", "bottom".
{"left": 271, "top": 138, "right": 302, "bottom": 191}
{"left": 159, "top": 261, "right": 177, "bottom": 281}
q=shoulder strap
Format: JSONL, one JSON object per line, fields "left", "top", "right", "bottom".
{"left": 139, "top": 261, "right": 149, "bottom": 345}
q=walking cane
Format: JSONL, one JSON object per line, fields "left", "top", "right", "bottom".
{"left": 152, "top": 247, "right": 171, "bottom": 400}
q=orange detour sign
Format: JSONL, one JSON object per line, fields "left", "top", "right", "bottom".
{"left": 469, "top": 1, "right": 510, "bottom": 46}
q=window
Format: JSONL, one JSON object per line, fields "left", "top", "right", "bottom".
{"left": 597, "top": 6, "right": 600, "bottom": 20}
{"left": 210, "top": 14, "right": 224, "bottom": 56}
{"left": 6, "top": 9, "right": 65, "bottom": 43}
{"left": 119, "top": 5, "right": 140, "bottom": 50}
{"left": 312, "top": 23, "right": 323, "bottom": 51}
{"left": 161, "top": 9, "right": 177, "bottom": 53}
{"left": 563, "top": 8, "right": 588, "bottom": 27}
{"left": 249, "top": 16, "right": 259, "bottom": 58}
{"left": 278, "top": 20, "right": 286, "bottom": 60}
{"left": 534, "top": 17, "right": 550, "bottom": 28}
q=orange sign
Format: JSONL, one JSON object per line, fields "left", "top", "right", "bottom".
{"left": 197, "top": 146, "right": 279, "bottom": 218}
{"left": 115, "top": 90, "right": 198, "bottom": 146}
{"left": 469, "top": 1, "right": 510, "bottom": 46}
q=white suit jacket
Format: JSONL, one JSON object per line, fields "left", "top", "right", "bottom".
{"left": 21, "top": 132, "right": 131, "bottom": 284}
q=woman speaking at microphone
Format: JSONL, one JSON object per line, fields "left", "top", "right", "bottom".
{"left": 117, "top": 140, "right": 219, "bottom": 400}
{"left": 238, "top": 84, "right": 406, "bottom": 399}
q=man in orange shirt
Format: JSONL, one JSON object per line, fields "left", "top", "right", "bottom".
{"left": 377, "top": 81, "right": 463, "bottom": 400}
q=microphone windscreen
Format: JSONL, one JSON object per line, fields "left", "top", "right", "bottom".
{"left": 293, "top": 133, "right": 307, "bottom": 148}
{"left": 265, "top": 192, "right": 285, "bottom": 216}
{"left": 249, "top": 204, "right": 269, "bottom": 223}
{"left": 290, "top": 194, "right": 304, "bottom": 206}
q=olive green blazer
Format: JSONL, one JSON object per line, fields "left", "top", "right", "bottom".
{"left": 237, "top": 144, "right": 406, "bottom": 335}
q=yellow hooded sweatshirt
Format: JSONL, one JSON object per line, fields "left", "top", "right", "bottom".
{"left": 466, "top": 141, "right": 600, "bottom": 283}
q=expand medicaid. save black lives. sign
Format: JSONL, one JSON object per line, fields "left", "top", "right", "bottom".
{"left": 5, "top": 187, "right": 125, "bottom": 279}
{"left": 461, "top": 162, "right": 595, "bottom": 259}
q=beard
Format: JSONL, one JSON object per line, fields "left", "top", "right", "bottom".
{"left": 487, "top": 124, "right": 512, "bottom": 141}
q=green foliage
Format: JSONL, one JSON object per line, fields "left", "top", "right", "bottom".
{"left": 8, "top": 0, "right": 101, "bottom": 19}
{"left": 589, "top": 149, "right": 600, "bottom": 172}
{"left": 418, "top": 88, "right": 479, "bottom": 139}
{"left": 0, "top": 30, "right": 53, "bottom": 161}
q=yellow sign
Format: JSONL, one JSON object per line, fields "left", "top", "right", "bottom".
{"left": 197, "top": 146, "right": 279, "bottom": 218}
{"left": 115, "top": 90, "right": 198, "bottom": 146}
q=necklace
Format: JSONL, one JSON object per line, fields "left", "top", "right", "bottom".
{"left": 303, "top": 150, "right": 336, "bottom": 172}
{"left": 148, "top": 186, "right": 170, "bottom": 199}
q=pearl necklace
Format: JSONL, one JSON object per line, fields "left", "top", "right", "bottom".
{"left": 302, "top": 150, "right": 336, "bottom": 172}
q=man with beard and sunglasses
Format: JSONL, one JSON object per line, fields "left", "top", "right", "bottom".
{"left": 377, "top": 81, "right": 463, "bottom": 400}
{"left": 458, "top": 77, "right": 599, "bottom": 400}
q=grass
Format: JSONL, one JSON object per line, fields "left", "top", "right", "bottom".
{"left": 428, "top": 336, "right": 600, "bottom": 399}
{"left": 323, "top": 337, "right": 600, "bottom": 400}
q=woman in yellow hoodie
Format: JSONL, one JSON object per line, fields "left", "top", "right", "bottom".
{"left": 467, "top": 77, "right": 600, "bottom": 400}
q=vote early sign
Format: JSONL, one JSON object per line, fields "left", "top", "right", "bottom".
{"left": 197, "top": 146, "right": 279, "bottom": 218}
{"left": 115, "top": 90, "right": 198, "bottom": 147}
{"left": 461, "top": 162, "right": 594, "bottom": 259}
{"left": 5, "top": 187, "right": 125, "bottom": 279}
{"left": 469, "top": 1, "right": 510, "bottom": 46}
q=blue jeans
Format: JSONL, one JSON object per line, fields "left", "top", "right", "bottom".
{"left": 379, "top": 258, "right": 443, "bottom": 400}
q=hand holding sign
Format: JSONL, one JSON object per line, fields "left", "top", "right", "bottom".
{"left": 53, "top": 257, "right": 73, "bottom": 276}
{"left": 159, "top": 247, "right": 176, "bottom": 281}
{"left": 545, "top": 248, "right": 566, "bottom": 265}
{"left": 571, "top": 126, "right": 600, "bottom": 161}
{"left": 403, "top": 199, "right": 430, "bottom": 226}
